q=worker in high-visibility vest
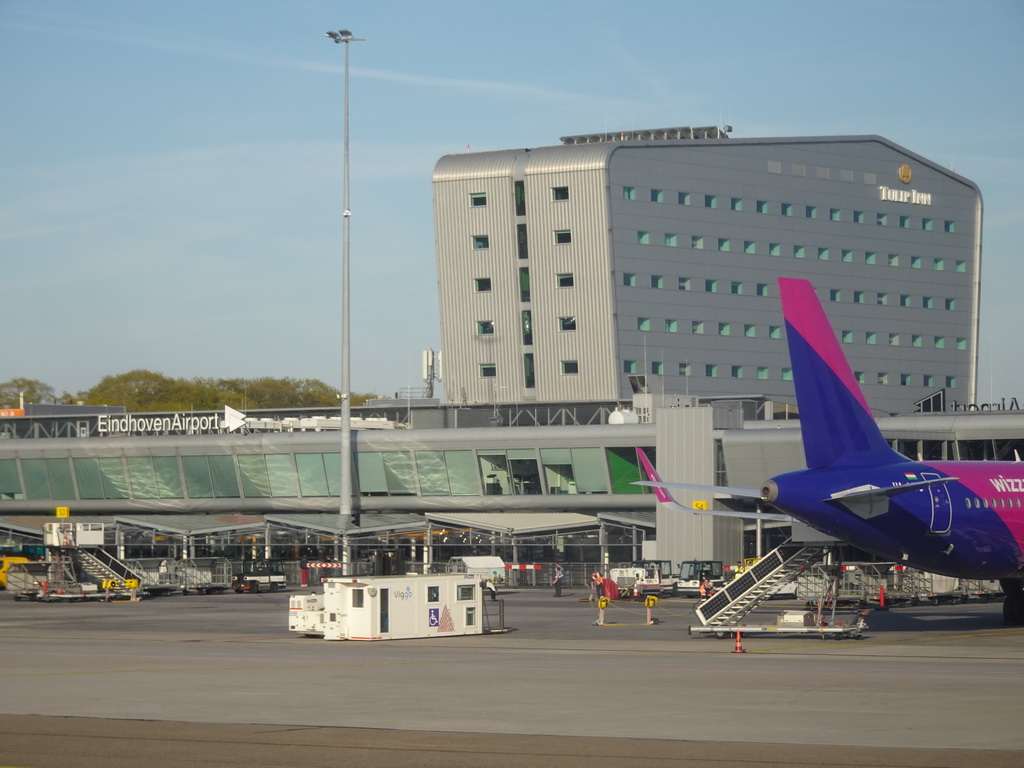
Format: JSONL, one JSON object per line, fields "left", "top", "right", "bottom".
{"left": 590, "top": 571, "right": 605, "bottom": 602}
{"left": 699, "top": 577, "right": 714, "bottom": 600}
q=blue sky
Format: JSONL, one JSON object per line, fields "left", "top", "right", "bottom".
{"left": 3, "top": 0, "right": 1023, "bottom": 405}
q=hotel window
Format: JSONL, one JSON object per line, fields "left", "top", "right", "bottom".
{"left": 554, "top": 230, "right": 572, "bottom": 245}
{"left": 744, "top": 324, "right": 756, "bottom": 338}
{"left": 888, "top": 254, "right": 899, "bottom": 267}
{"left": 704, "top": 194, "right": 717, "bottom": 208}
{"left": 731, "top": 197, "right": 743, "bottom": 211}
{"left": 472, "top": 235, "right": 489, "bottom": 249}
{"left": 757, "top": 367, "right": 769, "bottom": 380}
{"left": 877, "top": 372, "right": 889, "bottom": 385}
{"left": 664, "top": 233, "right": 678, "bottom": 247}
{"left": 865, "top": 251, "right": 877, "bottom": 264}
{"left": 718, "top": 323, "right": 731, "bottom": 336}
{"left": 476, "top": 320, "right": 494, "bottom": 335}
{"left": 769, "top": 243, "right": 781, "bottom": 256}
{"left": 678, "top": 277, "right": 691, "bottom": 291}
{"left": 637, "top": 231, "right": 650, "bottom": 245}
{"left": 956, "top": 338, "right": 967, "bottom": 350}
{"left": 781, "top": 203, "right": 793, "bottom": 216}
{"left": 829, "top": 289, "right": 841, "bottom": 302}
{"left": 805, "top": 205, "right": 817, "bottom": 219}
{"left": 624, "top": 360, "right": 637, "bottom": 374}
{"left": 556, "top": 273, "right": 574, "bottom": 288}
{"left": 705, "top": 364, "right": 718, "bottom": 378}
{"left": 637, "top": 318, "right": 651, "bottom": 331}
{"left": 888, "top": 333, "right": 899, "bottom": 346}
{"left": 623, "top": 186, "right": 636, "bottom": 200}
{"left": 469, "top": 192, "right": 487, "bottom": 207}
{"left": 877, "top": 292, "right": 888, "bottom": 305}
{"left": 730, "top": 281, "right": 743, "bottom": 295}
{"left": 945, "top": 220, "right": 956, "bottom": 233}
{"left": 756, "top": 200, "right": 769, "bottom": 213}
{"left": 650, "top": 361, "right": 663, "bottom": 375}
{"left": 900, "top": 294, "right": 912, "bottom": 307}
{"left": 855, "top": 372, "right": 866, "bottom": 384}
{"left": 679, "top": 362, "right": 691, "bottom": 376}
{"left": 853, "top": 291, "right": 865, "bottom": 304}
{"left": 558, "top": 316, "right": 576, "bottom": 332}
{"left": 923, "top": 296, "right": 935, "bottom": 309}
{"left": 934, "top": 336, "right": 945, "bottom": 349}
{"left": 900, "top": 373, "right": 913, "bottom": 386}
{"left": 561, "top": 360, "right": 579, "bottom": 375}
{"left": 756, "top": 283, "right": 768, "bottom": 297}
{"left": 665, "top": 319, "right": 678, "bottom": 333}
{"left": 692, "top": 235, "right": 704, "bottom": 249}
{"left": 794, "top": 245, "right": 805, "bottom": 259}
{"left": 956, "top": 260, "right": 966, "bottom": 273}
{"left": 782, "top": 368, "right": 793, "bottom": 381}
{"left": 479, "top": 363, "right": 496, "bottom": 378}
{"left": 818, "top": 247, "right": 829, "bottom": 260}
{"left": 924, "top": 374, "right": 935, "bottom": 387}
{"left": 945, "top": 298, "right": 956, "bottom": 310}
{"left": 842, "top": 250, "right": 853, "bottom": 263}
{"left": 933, "top": 258, "right": 945, "bottom": 271}
{"left": 842, "top": 331, "right": 854, "bottom": 344}
{"left": 552, "top": 186, "right": 569, "bottom": 201}
{"left": 744, "top": 240, "right": 756, "bottom": 254}
{"left": 731, "top": 365, "right": 744, "bottom": 379}
{"left": 922, "top": 217, "right": 933, "bottom": 231}
{"left": 474, "top": 277, "right": 492, "bottom": 292}
{"left": 830, "top": 208, "right": 841, "bottom": 221}
{"left": 718, "top": 238, "right": 730, "bottom": 252}
{"left": 623, "top": 273, "right": 637, "bottom": 287}
{"left": 946, "top": 376, "right": 957, "bottom": 388}
{"left": 769, "top": 325, "right": 781, "bottom": 339}
{"left": 651, "top": 275, "right": 664, "bottom": 289}
{"left": 853, "top": 210, "right": 865, "bottom": 224}
{"left": 911, "top": 256, "right": 922, "bottom": 269}
{"left": 877, "top": 213, "right": 887, "bottom": 226}
{"left": 866, "top": 332, "right": 877, "bottom": 345}
{"left": 900, "top": 216, "right": 911, "bottom": 229}
{"left": 691, "top": 321, "right": 705, "bottom": 334}
{"left": 705, "top": 279, "right": 718, "bottom": 293}
{"left": 912, "top": 335, "right": 923, "bottom": 348}
{"left": 650, "top": 189, "right": 664, "bottom": 203}
{"left": 678, "top": 192, "right": 691, "bottom": 205}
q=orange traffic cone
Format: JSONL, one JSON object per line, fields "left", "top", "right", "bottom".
{"left": 732, "top": 629, "right": 746, "bottom": 653}
{"left": 878, "top": 585, "right": 888, "bottom": 610}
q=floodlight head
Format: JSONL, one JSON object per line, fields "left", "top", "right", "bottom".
{"left": 325, "top": 29, "right": 353, "bottom": 43}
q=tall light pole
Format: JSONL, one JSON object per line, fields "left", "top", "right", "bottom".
{"left": 325, "top": 29, "right": 364, "bottom": 564}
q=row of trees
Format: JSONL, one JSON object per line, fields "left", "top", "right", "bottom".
{"left": 1, "top": 372, "right": 380, "bottom": 412}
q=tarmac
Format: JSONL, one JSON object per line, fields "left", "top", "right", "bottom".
{"left": 2, "top": 586, "right": 1023, "bottom": 767}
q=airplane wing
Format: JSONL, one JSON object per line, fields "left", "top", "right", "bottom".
{"left": 635, "top": 479, "right": 762, "bottom": 498}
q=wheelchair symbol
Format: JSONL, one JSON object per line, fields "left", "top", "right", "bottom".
{"left": 428, "top": 608, "right": 439, "bottom": 627}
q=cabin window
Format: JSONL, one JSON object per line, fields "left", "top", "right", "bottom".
{"left": 427, "top": 586, "right": 440, "bottom": 603}
{"left": 458, "top": 585, "right": 475, "bottom": 601}
{"left": 352, "top": 589, "right": 364, "bottom": 608}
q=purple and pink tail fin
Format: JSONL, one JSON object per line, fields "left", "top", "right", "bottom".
{"left": 778, "top": 278, "right": 902, "bottom": 469}
{"left": 635, "top": 448, "right": 674, "bottom": 504}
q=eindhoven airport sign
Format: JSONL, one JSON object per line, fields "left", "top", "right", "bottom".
{"left": 97, "top": 406, "right": 248, "bottom": 436}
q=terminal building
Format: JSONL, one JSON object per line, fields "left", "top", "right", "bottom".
{"left": 433, "top": 127, "right": 982, "bottom": 415}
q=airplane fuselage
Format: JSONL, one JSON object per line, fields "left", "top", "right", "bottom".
{"left": 767, "top": 459, "right": 1024, "bottom": 579}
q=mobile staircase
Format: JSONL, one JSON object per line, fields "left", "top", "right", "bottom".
{"left": 689, "top": 540, "right": 866, "bottom": 639}
{"left": 49, "top": 546, "right": 149, "bottom": 595}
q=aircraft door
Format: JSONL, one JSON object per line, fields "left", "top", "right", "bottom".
{"left": 922, "top": 472, "right": 952, "bottom": 535}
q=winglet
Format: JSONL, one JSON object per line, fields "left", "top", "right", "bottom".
{"left": 636, "top": 447, "right": 674, "bottom": 505}
{"left": 778, "top": 278, "right": 902, "bottom": 468}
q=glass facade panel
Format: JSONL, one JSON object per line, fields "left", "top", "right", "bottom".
{"left": 606, "top": 447, "right": 653, "bottom": 494}
{"left": 296, "top": 453, "right": 330, "bottom": 497}
{"left": 541, "top": 448, "right": 575, "bottom": 495}
{"left": 445, "top": 451, "right": 478, "bottom": 495}
{"left": 209, "top": 455, "right": 240, "bottom": 498}
{"left": 415, "top": 451, "right": 450, "bottom": 495}
{"left": 153, "top": 456, "right": 183, "bottom": 498}
{"left": 98, "top": 457, "right": 129, "bottom": 499}
{"left": 128, "top": 457, "right": 160, "bottom": 499}
{"left": 571, "top": 448, "right": 607, "bottom": 493}
{"left": 181, "top": 456, "right": 214, "bottom": 498}
{"left": 479, "top": 451, "right": 511, "bottom": 496}
{"left": 0, "top": 459, "right": 23, "bottom": 500}
{"left": 22, "top": 459, "right": 51, "bottom": 500}
{"left": 266, "top": 454, "right": 299, "bottom": 497}
{"left": 238, "top": 455, "right": 271, "bottom": 497}
{"left": 356, "top": 452, "right": 388, "bottom": 495}
{"left": 507, "top": 448, "right": 542, "bottom": 495}
{"left": 382, "top": 451, "right": 416, "bottom": 496}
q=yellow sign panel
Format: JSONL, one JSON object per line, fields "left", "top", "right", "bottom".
{"left": 692, "top": 500, "right": 708, "bottom": 510}
{"left": 56, "top": 507, "right": 70, "bottom": 518}
{"left": 898, "top": 163, "right": 912, "bottom": 184}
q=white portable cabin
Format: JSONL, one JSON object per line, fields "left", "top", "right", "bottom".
{"left": 289, "top": 573, "right": 484, "bottom": 641}
{"left": 44, "top": 522, "right": 105, "bottom": 547}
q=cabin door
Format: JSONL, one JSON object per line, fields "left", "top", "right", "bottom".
{"left": 922, "top": 472, "right": 952, "bottom": 535}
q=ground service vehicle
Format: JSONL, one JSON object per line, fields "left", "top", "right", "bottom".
{"left": 675, "top": 560, "right": 725, "bottom": 597}
{"left": 232, "top": 559, "right": 286, "bottom": 593}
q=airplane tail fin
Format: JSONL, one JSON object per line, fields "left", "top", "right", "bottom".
{"left": 778, "top": 278, "right": 903, "bottom": 469}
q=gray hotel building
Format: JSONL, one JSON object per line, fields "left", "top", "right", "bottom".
{"left": 432, "top": 127, "right": 982, "bottom": 415}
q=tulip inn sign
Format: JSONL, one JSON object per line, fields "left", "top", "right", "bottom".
{"left": 97, "top": 406, "right": 248, "bottom": 436}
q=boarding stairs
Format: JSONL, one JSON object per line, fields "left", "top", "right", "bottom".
{"left": 694, "top": 541, "right": 827, "bottom": 627}
{"left": 48, "top": 546, "right": 148, "bottom": 589}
